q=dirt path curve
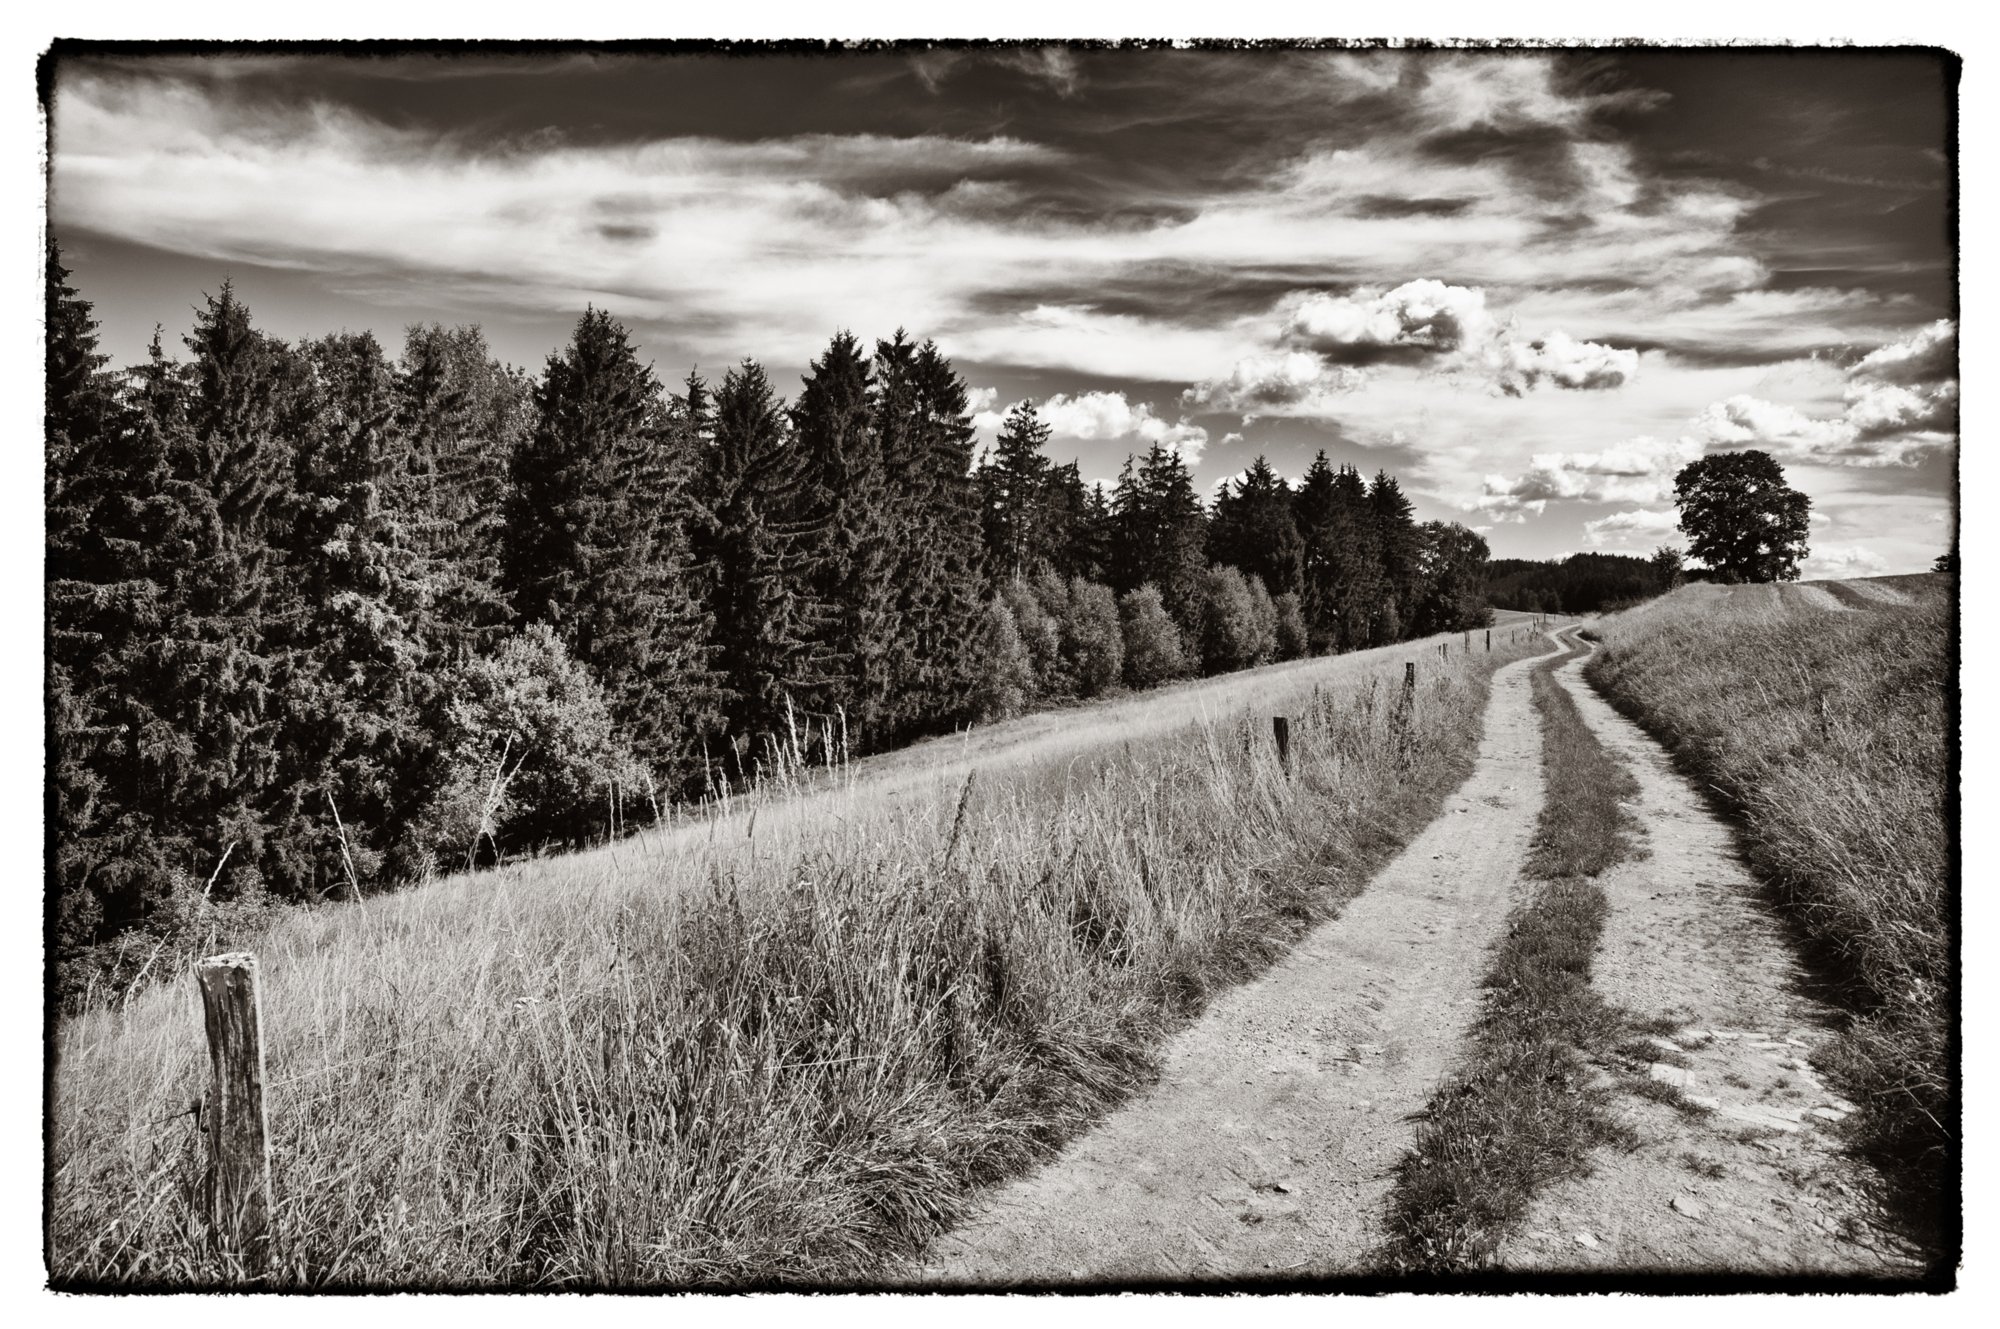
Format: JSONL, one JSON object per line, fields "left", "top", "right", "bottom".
{"left": 1495, "top": 635, "right": 1924, "bottom": 1277}
{"left": 903, "top": 641, "right": 1554, "bottom": 1288}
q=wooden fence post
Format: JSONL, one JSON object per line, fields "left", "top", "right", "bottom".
{"left": 1485, "top": 628, "right": 1492, "bottom": 652}
{"left": 198, "top": 952, "right": 273, "bottom": 1273}
{"left": 1272, "top": 715, "right": 1291, "bottom": 774}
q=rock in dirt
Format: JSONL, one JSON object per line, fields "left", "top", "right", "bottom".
{"left": 1672, "top": 1195, "right": 1707, "bottom": 1220}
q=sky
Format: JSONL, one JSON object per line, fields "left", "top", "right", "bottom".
{"left": 44, "top": 44, "right": 1958, "bottom": 575}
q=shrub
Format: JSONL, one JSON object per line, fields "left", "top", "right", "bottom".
{"left": 1273, "top": 591, "right": 1309, "bottom": 661}
{"left": 971, "top": 597, "right": 1037, "bottom": 723}
{"left": 410, "top": 623, "right": 641, "bottom": 867}
{"left": 1191, "top": 564, "right": 1275, "bottom": 675}
{"left": 1060, "top": 577, "right": 1124, "bottom": 698}
{"left": 1119, "top": 583, "right": 1189, "bottom": 689}
{"left": 998, "top": 579, "right": 1067, "bottom": 700}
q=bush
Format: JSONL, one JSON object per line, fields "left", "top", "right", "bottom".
{"left": 1273, "top": 591, "right": 1309, "bottom": 660}
{"left": 971, "top": 597, "right": 1037, "bottom": 723}
{"left": 1060, "top": 577, "right": 1124, "bottom": 698}
{"left": 409, "top": 623, "right": 641, "bottom": 869}
{"left": 998, "top": 579, "right": 1066, "bottom": 700}
{"left": 1192, "top": 564, "right": 1276, "bottom": 675}
{"left": 1119, "top": 584, "right": 1189, "bottom": 689}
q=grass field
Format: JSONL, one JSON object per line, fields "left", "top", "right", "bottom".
{"left": 52, "top": 626, "right": 1550, "bottom": 1289}
{"left": 1584, "top": 575, "right": 1953, "bottom": 1201}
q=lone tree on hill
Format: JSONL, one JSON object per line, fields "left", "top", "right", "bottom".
{"left": 1672, "top": 450, "right": 1811, "bottom": 583}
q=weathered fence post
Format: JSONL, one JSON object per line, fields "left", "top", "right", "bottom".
{"left": 198, "top": 952, "right": 273, "bottom": 1273}
{"left": 1485, "top": 628, "right": 1491, "bottom": 652}
{"left": 1272, "top": 715, "right": 1291, "bottom": 775}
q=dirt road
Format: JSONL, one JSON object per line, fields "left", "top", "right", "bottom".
{"left": 907, "top": 642, "right": 1553, "bottom": 1286}
{"left": 1494, "top": 637, "right": 1924, "bottom": 1277}
{"left": 903, "top": 627, "right": 1927, "bottom": 1286}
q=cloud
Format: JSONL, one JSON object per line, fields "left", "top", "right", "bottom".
{"left": 1802, "top": 543, "right": 1890, "bottom": 578}
{"left": 973, "top": 390, "right": 1211, "bottom": 462}
{"left": 1192, "top": 278, "right": 1638, "bottom": 414}
{"left": 1182, "top": 350, "right": 1368, "bottom": 419}
{"left": 1582, "top": 508, "right": 1680, "bottom": 549}
{"left": 1478, "top": 436, "right": 1700, "bottom": 517}
{"left": 1851, "top": 318, "right": 1955, "bottom": 385}
{"left": 1038, "top": 390, "right": 1210, "bottom": 461}
{"left": 1678, "top": 322, "right": 1957, "bottom": 467}
{"left": 1490, "top": 330, "right": 1640, "bottom": 396}
{"left": 1281, "top": 279, "right": 1496, "bottom": 364}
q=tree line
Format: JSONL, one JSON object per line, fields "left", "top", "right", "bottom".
{"left": 1486, "top": 549, "right": 1684, "bottom": 616}
{"left": 45, "top": 244, "right": 1491, "bottom": 995}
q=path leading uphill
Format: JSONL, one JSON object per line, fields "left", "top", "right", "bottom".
{"left": 904, "top": 640, "right": 1554, "bottom": 1287}
{"left": 1493, "top": 638, "right": 1924, "bottom": 1277}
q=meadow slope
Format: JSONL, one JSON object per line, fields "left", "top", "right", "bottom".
{"left": 52, "top": 625, "right": 1545, "bottom": 1289}
{"left": 1583, "top": 576, "right": 1953, "bottom": 1228}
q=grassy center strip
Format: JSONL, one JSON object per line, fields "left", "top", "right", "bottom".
{"left": 1382, "top": 629, "right": 1643, "bottom": 1272}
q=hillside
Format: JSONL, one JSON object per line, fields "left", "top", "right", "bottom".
{"left": 1583, "top": 573, "right": 1954, "bottom": 1227}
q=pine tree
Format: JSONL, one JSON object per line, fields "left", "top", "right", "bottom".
{"left": 503, "top": 309, "right": 717, "bottom": 788}
{"left": 697, "top": 359, "right": 812, "bottom": 765}
{"left": 1208, "top": 455, "right": 1303, "bottom": 596}
{"left": 1368, "top": 470, "right": 1421, "bottom": 644}
{"left": 980, "top": 400, "right": 1055, "bottom": 582}
{"left": 788, "top": 331, "right": 895, "bottom": 738}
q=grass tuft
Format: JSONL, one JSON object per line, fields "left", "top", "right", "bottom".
{"left": 1382, "top": 632, "right": 1641, "bottom": 1272}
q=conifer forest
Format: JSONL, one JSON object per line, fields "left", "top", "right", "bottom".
{"left": 44, "top": 244, "right": 1495, "bottom": 1001}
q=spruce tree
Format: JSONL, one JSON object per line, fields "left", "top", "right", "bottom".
{"left": 1109, "top": 444, "right": 1208, "bottom": 621}
{"left": 1369, "top": 470, "right": 1421, "bottom": 644}
{"left": 788, "top": 331, "right": 894, "bottom": 738}
{"left": 879, "top": 337, "right": 988, "bottom": 739}
{"left": 980, "top": 400, "right": 1055, "bottom": 582}
{"left": 395, "top": 323, "right": 528, "bottom": 656}
{"left": 697, "top": 359, "right": 811, "bottom": 765}
{"left": 1208, "top": 456, "right": 1303, "bottom": 596}
{"left": 504, "top": 310, "right": 717, "bottom": 789}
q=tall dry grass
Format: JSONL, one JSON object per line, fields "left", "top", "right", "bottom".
{"left": 1585, "top": 576, "right": 1953, "bottom": 1191}
{"left": 52, "top": 630, "right": 1540, "bottom": 1289}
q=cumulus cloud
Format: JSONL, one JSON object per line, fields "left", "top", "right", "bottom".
{"left": 975, "top": 390, "right": 1211, "bottom": 462}
{"left": 1281, "top": 279, "right": 1496, "bottom": 364}
{"left": 1490, "top": 330, "right": 1641, "bottom": 396}
{"left": 1191, "top": 279, "right": 1638, "bottom": 416}
{"left": 1582, "top": 508, "right": 1680, "bottom": 549}
{"left": 1802, "top": 543, "right": 1889, "bottom": 578}
{"left": 1852, "top": 319, "right": 1956, "bottom": 386}
{"left": 1677, "top": 322, "right": 1958, "bottom": 467}
{"left": 1038, "top": 390, "right": 1210, "bottom": 461}
{"left": 1478, "top": 436, "right": 1700, "bottom": 517}
{"left": 1182, "top": 350, "right": 1368, "bottom": 419}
